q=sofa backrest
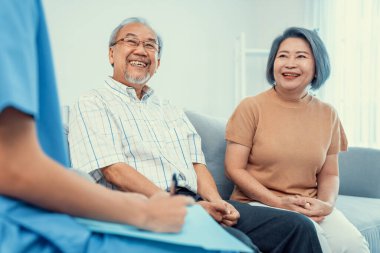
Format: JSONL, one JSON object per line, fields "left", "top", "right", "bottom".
{"left": 185, "top": 111, "right": 234, "bottom": 199}
{"left": 339, "top": 147, "right": 380, "bottom": 198}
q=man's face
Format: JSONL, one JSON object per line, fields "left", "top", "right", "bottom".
{"left": 109, "top": 22, "right": 160, "bottom": 86}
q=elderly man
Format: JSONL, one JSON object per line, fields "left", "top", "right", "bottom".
{"left": 0, "top": 1, "right": 206, "bottom": 252}
{"left": 69, "top": 17, "right": 323, "bottom": 253}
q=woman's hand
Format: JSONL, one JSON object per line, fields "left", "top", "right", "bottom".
{"left": 301, "top": 197, "right": 334, "bottom": 223}
{"left": 276, "top": 195, "right": 309, "bottom": 212}
{"left": 275, "top": 195, "right": 332, "bottom": 223}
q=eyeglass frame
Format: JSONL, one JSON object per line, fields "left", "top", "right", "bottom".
{"left": 110, "top": 36, "right": 160, "bottom": 52}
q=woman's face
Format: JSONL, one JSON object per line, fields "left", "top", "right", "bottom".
{"left": 273, "top": 37, "right": 315, "bottom": 94}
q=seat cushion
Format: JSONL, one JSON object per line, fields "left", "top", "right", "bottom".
{"left": 336, "top": 195, "right": 380, "bottom": 252}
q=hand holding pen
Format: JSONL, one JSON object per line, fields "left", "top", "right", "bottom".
{"left": 170, "top": 173, "right": 178, "bottom": 195}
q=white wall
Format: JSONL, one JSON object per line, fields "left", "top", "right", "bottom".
{"left": 44, "top": 0, "right": 313, "bottom": 118}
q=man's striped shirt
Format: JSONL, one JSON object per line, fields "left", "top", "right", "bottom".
{"left": 68, "top": 77, "right": 205, "bottom": 192}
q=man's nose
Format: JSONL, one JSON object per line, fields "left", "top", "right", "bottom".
{"left": 133, "top": 42, "right": 148, "bottom": 55}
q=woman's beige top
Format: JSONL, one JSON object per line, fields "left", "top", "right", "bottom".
{"left": 226, "top": 88, "right": 347, "bottom": 202}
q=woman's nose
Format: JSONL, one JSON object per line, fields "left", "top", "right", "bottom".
{"left": 285, "top": 57, "right": 296, "bottom": 68}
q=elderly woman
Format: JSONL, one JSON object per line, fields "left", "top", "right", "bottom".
{"left": 225, "top": 27, "right": 370, "bottom": 253}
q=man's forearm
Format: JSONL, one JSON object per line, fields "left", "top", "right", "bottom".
{"left": 193, "top": 163, "right": 222, "bottom": 201}
{"left": 102, "top": 163, "right": 163, "bottom": 197}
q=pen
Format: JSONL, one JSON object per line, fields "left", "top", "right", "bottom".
{"left": 170, "top": 173, "right": 178, "bottom": 195}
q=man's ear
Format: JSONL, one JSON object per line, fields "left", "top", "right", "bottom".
{"left": 156, "top": 59, "right": 160, "bottom": 70}
{"left": 109, "top": 47, "right": 114, "bottom": 66}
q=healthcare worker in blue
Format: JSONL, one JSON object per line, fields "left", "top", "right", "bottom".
{"left": 0, "top": 1, "right": 217, "bottom": 252}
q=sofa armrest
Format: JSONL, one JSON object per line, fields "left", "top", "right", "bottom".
{"left": 339, "top": 147, "right": 380, "bottom": 198}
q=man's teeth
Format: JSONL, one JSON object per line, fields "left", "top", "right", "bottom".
{"left": 130, "top": 61, "right": 147, "bottom": 67}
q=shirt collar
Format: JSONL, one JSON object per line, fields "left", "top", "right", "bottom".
{"left": 105, "top": 76, "right": 154, "bottom": 101}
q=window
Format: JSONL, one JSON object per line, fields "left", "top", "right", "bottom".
{"left": 319, "top": 0, "right": 380, "bottom": 148}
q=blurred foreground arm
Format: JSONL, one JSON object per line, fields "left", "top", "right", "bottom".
{"left": 0, "top": 108, "right": 193, "bottom": 232}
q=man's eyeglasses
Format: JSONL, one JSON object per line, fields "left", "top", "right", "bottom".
{"left": 111, "top": 37, "right": 159, "bottom": 52}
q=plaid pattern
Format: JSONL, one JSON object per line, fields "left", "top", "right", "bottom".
{"left": 68, "top": 77, "right": 204, "bottom": 192}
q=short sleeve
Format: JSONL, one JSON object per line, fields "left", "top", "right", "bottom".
{"left": 328, "top": 111, "right": 348, "bottom": 155}
{"left": 68, "top": 93, "right": 127, "bottom": 174}
{"left": 225, "top": 98, "right": 257, "bottom": 148}
{"left": 0, "top": 0, "right": 69, "bottom": 166}
{"left": 0, "top": 0, "right": 39, "bottom": 115}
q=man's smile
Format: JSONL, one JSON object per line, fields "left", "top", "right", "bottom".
{"left": 129, "top": 60, "right": 148, "bottom": 68}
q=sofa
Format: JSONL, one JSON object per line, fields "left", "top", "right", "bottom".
{"left": 184, "top": 110, "right": 380, "bottom": 253}
{"left": 63, "top": 106, "right": 380, "bottom": 252}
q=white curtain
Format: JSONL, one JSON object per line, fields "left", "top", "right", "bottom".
{"left": 318, "top": 0, "right": 380, "bottom": 149}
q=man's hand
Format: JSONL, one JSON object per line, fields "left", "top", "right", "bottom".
{"left": 138, "top": 192, "right": 194, "bottom": 233}
{"left": 218, "top": 200, "right": 240, "bottom": 226}
{"left": 197, "top": 200, "right": 225, "bottom": 222}
{"left": 197, "top": 200, "right": 240, "bottom": 226}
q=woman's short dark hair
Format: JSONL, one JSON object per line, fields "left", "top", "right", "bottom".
{"left": 266, "top": 27, "right": 330, "bottom": 90}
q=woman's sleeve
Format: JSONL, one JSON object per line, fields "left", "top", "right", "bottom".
{"left": 328, "top": 110, "right": 348, "bottom": 155}
{"left": 225, "top": 98, "right": 257, "bottom": 148}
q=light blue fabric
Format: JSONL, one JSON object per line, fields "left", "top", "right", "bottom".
{"left": 0, "top": 1, "right": 236, "bottom": 252}
{"left": 0, "top": 0, "right": 68, "bottom": 166}
{"left": 0, "top": 196, "right": 229, "bottom": 253}
{"left": 76, "top": 205, "right": 251, "bottom": 252}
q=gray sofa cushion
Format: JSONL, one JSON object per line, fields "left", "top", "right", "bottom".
{"left": 336, "top": 196, "right": 380, "bottom": 253}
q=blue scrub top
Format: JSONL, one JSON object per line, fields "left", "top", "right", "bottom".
{"left": 0, "top": 1, "right": 222, "bottom": 252}
{"left": 0, "top": 0, "right": 69, "bottom": 166}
